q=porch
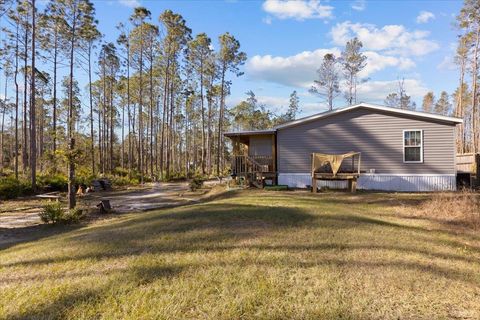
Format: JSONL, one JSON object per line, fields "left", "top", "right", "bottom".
{"left": 224, "top": 130, "right": 277, "bottom": 187}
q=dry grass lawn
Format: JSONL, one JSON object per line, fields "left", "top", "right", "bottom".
{"left": 1, "top": 190, "right": 479, "bottom": 319}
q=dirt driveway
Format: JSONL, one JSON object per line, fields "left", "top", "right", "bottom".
{"left": 81, "top": 181, "right": 217, "bottom": 213}
{"left": 0, "top": 181, "right": 220, "bottom": 248}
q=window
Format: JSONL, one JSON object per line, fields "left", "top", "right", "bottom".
{"left": 403, "top": 130, "right": 423, "bottom": 163}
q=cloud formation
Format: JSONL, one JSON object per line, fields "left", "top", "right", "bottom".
{"left": 416, "top": 11, "right": 435, "bottom": 24}
{"left": 262, "top": 0, "right": 334, "bottom": 21}
{"left": 247, "top": 48, "right": 415, "bottom": 88}
{"left": 351, "top": 0, "right": 366, "bottom": 12}
{"left": 356, "top": 79, "right": 429, "bottom": 101}
{"left": 118, "top": 0, "right": 140, "bottom": 8}
{"left": 247, "top": 48, "right": 342, "bottom": 88}
{"left": 331, "top": 21, "right": 439, "bottom": 56}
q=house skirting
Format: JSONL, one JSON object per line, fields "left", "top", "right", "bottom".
{"left": 278, "top": 173, "right": 457, "bottom": 192}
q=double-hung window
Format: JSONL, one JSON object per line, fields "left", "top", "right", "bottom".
{"left": 403, "top": 130, "right": 423, "bottom": 163}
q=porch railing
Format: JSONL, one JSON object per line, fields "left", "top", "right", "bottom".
{"left": 231, "top": 155, "right": 274, "bottom": 175}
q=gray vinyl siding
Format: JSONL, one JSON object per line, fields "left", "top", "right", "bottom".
{"left": 277, "top": 108, "right": 456, "bottom": 174}
{"left": 249, "top": 135, "right": 272, "bottom": 156}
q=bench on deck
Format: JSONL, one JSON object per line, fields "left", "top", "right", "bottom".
{"left": 311, "top": 152, "right": 361, "bottom": 193}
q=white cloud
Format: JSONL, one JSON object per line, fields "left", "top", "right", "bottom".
{"left": 356, "top": 79, "right": 429, "bottom": 102}
{"left": 247, "top": 48, "right": 342, "bottom": 88}
{"left": 262, "top": 0, "right": 334, "bottom": 21}
{"left": 330, "top": 21, "right": 439, "bottom": 56}
{"left": 437, "top": 55, "right": 456, "bottom": 71}
{"left": 118, "top": 0, "right": 141, "bottom": 8}
{"left": 247, "top": 48, "right": 415, "bottom": 88}
{"left": 351, "top": 0, "right": 366, "bottom": 11}
{"left": 416, "top": 11, "right": 435, "bottom": 24}
{"left": 360, "top": 51, "right": 415, "bottom": 78}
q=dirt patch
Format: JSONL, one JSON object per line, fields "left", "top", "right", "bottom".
{"left": 0, "top": 181, "right": 223, "bottom": 248}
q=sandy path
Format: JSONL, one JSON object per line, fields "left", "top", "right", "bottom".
{"left": 0, "top": 181, "right": 218, "bottom": 229}
{"left": 0, "top": 181, "right": 220, "bottom": 249}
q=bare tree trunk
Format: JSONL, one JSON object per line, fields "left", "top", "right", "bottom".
{"left": 1, "top": 73, "right": 7, "bottom": 170}
{"left": 52, "top": 23, "right": 58, "bottom": 154}
{"left": 217, "top": 65, "right": 226, "bottom": 176}
{"left": 471, "top": 27, "right": 479, "bottom": 153}
{"left": 67, "top": 4, "right": 78, "bottom": 210}
{"left": 127, "top": 43, "right": 132, "bottom": 177}
{"left": 200, "top": 60, "right": 206, "bottom": 175}
{"left": 30, "top": 0, "right": 36, "bottom": 190}
{"left": 149, "top": 47, "right": 154, "bottom": 179}
{"left": 88, "top": 42, "right": 95, "bottom": 174}
{"left": 101, "top": 53, "right": 106, "bottom": 174}
{"left": 160, "top": 57, "right": 170, "bottom": 180}
{"left": 14, "top": 22, "right": 19, "bottom": 179}
{"left": 167, "top": 67, "right": 175, "bottom": 178}
{"left": 109, "top": 73, "right": 113, "bottom": 172}
{"left": 138, "top": 26, "right": 144, "bottom": 183}
{"left": 456, "top": 39, "right": 466, "bottom": 153}
{"left": 23, "top": 13, "right": 29, "bottom": 174}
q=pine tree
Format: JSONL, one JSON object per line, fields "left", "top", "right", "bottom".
{"left": 384, "top": 93, "right": 399, "bottom": 108}
{"left": 434, "top": 91, "right": 451, "bottom": 116}
{"left": 310, "top": 53, "right": 340, "bottom": 111}
{"left": 341, "top": 37, "right": 367, "bottom": 105}
{"left": 56, "top": 0, "right": 97, "bottom": 209}
{"left": 216, "top": 32, "right": 246, "bottom": 175}
{"left": 129, "top": 6, "right": 151, "bottom": 183}
{"left": 422, "top": 92, "right": 435, "bottom": 113}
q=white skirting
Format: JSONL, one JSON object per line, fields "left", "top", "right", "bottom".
{"left": 278, "top": 173, "right": 457, "bottom": 192}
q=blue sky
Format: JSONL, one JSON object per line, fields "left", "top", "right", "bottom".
{"left": 5, "top": 0, "right": 463, "bottom": 118}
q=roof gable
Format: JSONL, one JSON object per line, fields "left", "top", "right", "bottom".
{"left": 274, "top": 103, "right": 463, "bottom": 130}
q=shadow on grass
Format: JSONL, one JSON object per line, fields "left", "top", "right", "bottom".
{"left": 7, "top": 263, "right": 184, "bottom": 319}
{"left": 2, "top": 196, "right": 480, "bottom": 319}
{"left": 0, "top": 224, "right": 84, "bottom": 251}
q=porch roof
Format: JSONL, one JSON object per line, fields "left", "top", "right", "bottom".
{"left": 224, "top": 129, "right": 276, "bottom": 137}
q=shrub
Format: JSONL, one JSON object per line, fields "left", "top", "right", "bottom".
{"left": 113, "top": 167, "right": 129, "bottom": 177}
{"left": 110, "top": 176, "right": 139, "bottom": 186}
{"left": 0, "top": 176, "right": 32, "bottom": 199}
{"left": 76, "top": 167, "right": 97, "bottom": 186}
{"left": 39, "top": 202, "right": 85, "bottom": 224}
{"left": 189, "top": 178, "right": 204, "bottom": 191}
{"left": 62, "top": 208, "right": 84, "bottom": 224}
{"left": 38, "top": 174, "right": 68, "bottom": 192}
{"left": 39, "top": 202, "right": 65, "bottom": 224}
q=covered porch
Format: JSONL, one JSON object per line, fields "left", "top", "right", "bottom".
{"left": 224, "top": 130, "right": 277, "bottom": 186}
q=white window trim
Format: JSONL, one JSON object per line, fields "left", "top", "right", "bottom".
{"left": 403, "top": 129, "right": 423, "bottom": 163}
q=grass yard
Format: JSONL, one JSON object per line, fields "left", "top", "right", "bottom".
{"left": 1, "top": 190, "right": 479, "bottom": 319}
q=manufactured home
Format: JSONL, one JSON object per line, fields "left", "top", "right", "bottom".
{"left": 225, "top": 103, "right": 463, "bottom": 192}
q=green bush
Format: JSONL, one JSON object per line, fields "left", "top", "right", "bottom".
{"left": 110, "top": 176, "right": 139, "bottom": 186}
{"left": 113, "top": 167, "right": 129, "bottom": 177}
{"left": 39, "top": 202, "right": 65, "bottom": 224}
{"left": 76, "top": 167, "right": 97, "bottom": 186}
{"left": 38, "top": 174, "right": 68, "bottom": 191}
{"left": 189, "top": 178, "right": 204, "bottom": 191}
{"left": 168, "top": 171, "right": 187, "bottom": 181}
{"left": 39, "top": 202, "right": 84, "bottom": 224}
{"left": 62, "top": 208, "right": 84, "bottom": 224}
{"left": 0, "top": 177, "right": 32, "bottom": 199}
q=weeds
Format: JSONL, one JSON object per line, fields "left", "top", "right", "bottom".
{"left": 412, "top": 190, "right": 480, "bottom": 229}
